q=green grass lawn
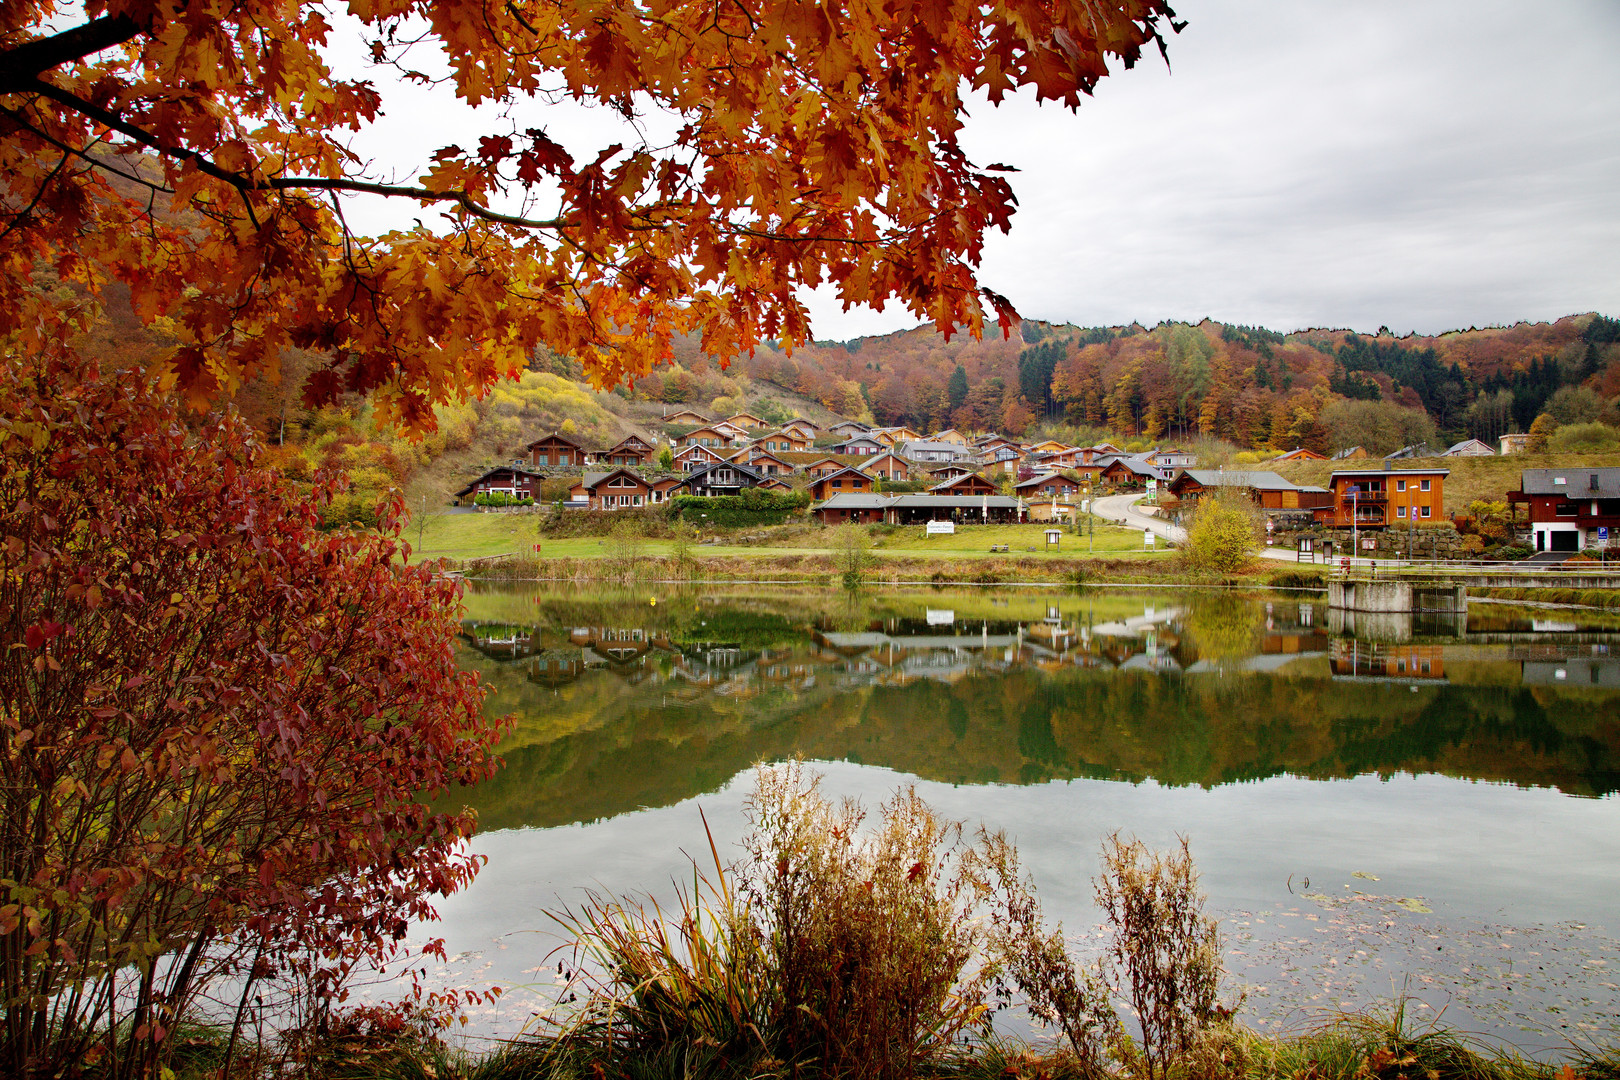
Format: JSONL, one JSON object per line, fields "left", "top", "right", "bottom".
{"left": 409, "top": 512, "right": 1176, "bottom": 563}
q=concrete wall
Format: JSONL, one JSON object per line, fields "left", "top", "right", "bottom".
{"left": 1328, "top": 581, "right": 1468, "bottom": 614}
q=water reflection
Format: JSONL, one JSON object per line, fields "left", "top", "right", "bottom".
{"left": 452, "top": 590, "right": 1620, "bottom": 833}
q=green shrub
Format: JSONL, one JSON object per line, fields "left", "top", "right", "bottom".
{"left": 473, "top": 491, "right": 534, "bottom": 507}
{"left": 1180, "top": 497, "right": 1259, "bottom": 572}
{"left": 672, "top": 489, "right": 810, "bottom": 527}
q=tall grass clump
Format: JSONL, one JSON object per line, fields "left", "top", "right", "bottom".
{"left": 530, "top": 763, "right": 1244, "bottom": 1080}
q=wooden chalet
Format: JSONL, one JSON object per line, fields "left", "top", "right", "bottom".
{"left": 730, "top": 448, "right": 794, "bottom": 476}
{"left": 1168, "top": 469, "right": 1325, "bottom": 510}
{"left": 863, "top": 451, "right": 911, "bottom": 482}
{"left": 675, "top": 426, "right": 746, "bottom": 450}
{"left": 1100, "top": 457, "right": 1163, "bottom": 486}
{"left": 1508, "top": 467, "right": 1620, "bottom": 553}
{"left": 808, "top": 466, "right": 876, "bottom": 502}
{"left": 931, "top": 428, "right": 969, "bottom": 445}
{"left": 674, "top": 443, "right": 728, "bottom": 471}
{"left": 1444, "top": 439, "right": 1496, "bottom": 457}
{"left": 649, "top": 476, "right": 684, "bottom": 504}
{"left": 455, "top": 467, "right": 543, "bottom": 504}
{"left": 927, "top": 463, "right": 976, "bottom": 481}
{"left": 571, "top": 468, "right": 653, "bottom": 510}
{"left": 1015, "top": 472, "right": 1084, "bottom": 500}
{"left": 1311, "top": 468, "right": 1447, "bottom": 528}
{"left": 660, "top": 408, "right": 710, "bottom": 425}
{"left": 928, "top": 472, "right": 998, "bottom": 496}
{"left": 526, "top": 432, "right": 588, "bottom": 469}
{"left": 781, "top": 418, "right": 819, "bottom": 440}
{"left": 752, "top": 430, "right": 811, "bottom": 454}
{"left": 600, "top": 434, "right": 659, "bottom": 467}
{"left": 1273, "top": 447, "right": 1326, "bottom": 462}
{"left": 680, "top": 461, "right": 769, "bottom": 498}
{"left": 802, "top": 457, "right": 845, "bottom": 479}
{"left": 830, "top": 436, "right": 886, "bottom": 456}
{"left": 724, "top": 412, "right": 767, "bottom": 430}
{"left": 1330, "top": 446, "right": 1370, "bottom": 460}
{"left": 1142, "top": 447, "right": 1197, "bottom": 468}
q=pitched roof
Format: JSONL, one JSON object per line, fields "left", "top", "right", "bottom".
{"left": 1173, "top": 469, "right": 1296, "bottom": 491}
{"left": 525, "top": 431, "right": 585, "bottom": 450}
{"left": 1516, "top": 467, "right": 1620, "bottom": 498}
{"left": 1330, "top": 446, "right": 1366, "bottom": 459}
{"left": 1445, "top": 439, "right": 1496, "bottom": 455}
{"left": 1014, "top": 472, "right": 1080, "bottom": 490}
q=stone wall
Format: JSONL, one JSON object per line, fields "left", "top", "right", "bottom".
{"left": 1269, "top": 523, "right": 1469, "bottom": 560}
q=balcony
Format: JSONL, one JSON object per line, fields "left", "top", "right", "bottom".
{"left": 1341, "top": 488, "right": 1387, "bottom": 503}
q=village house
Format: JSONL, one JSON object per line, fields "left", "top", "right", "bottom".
{"left": 829, "top": 435, "right": 886, "bottom": 456}
{"left": 1499, "top": 433, "right": 1533, "bottom": 455}
{"left": 680, "top": 460, "right": 769, "bottom": 498}
{"left": 1015, "top": 472, "right": 1085, "bottom": 500}
{"left": 600, "top": 434, "right": 659, "bottom": 467}
{"left": 870, "top": 425, "right": 923, "bottom": 446}
{"left": 781, "top": 418, "right": 819, "bottom": 441}
{"left": 675, "top": 425, "right": 746, "bottom": 450}
{"left": 812, "top": 493, "right": 1023, "bottom": 525}
{"left": 660, "top": 408, "right": 710, "bottom": 425}
{"left": 1167, "top": 469, "right": 1327, "bottom": 510}
{"left": 899, "top": 438, "right": 969, "bottom": 464}
{"left": 731, "top": 448, "right": 794, "bottom": 476}
{"left": 927, "top": 463, "right": 976, "bottom": 482}
{"left": 1444, "top": 439, "right": 1496, "bottom": 457}
{"left": 724, "top": 411, "right": 766, "bottom": 430}
{"left": 1272, "top": 447, "right": 1326, "bottom": 462}
{"left": 455, "top": 466, "right": 543, "bottom": 504}
{"left": 802, "top": 457, "right": 845, "bottom": 479}
{"left": 1508, "top": 467, "right": 1620, "bottom": 553}
{"left": 863, "top": 451, "right": 912, "bottom": 482}
{"left": 526, "top": 432, "right": 588, "bottom": 469}
{"left": 572, "top": 468, "right": 653, "bottom": 510}
{"left": 928, "top": 472, "right": 999, "bottom": 496}
{"left": 827, "top": 420, "right": 873, "bottom": 439}
{"left": 673, "top": 443, "right": 728, "bottom": 472}
{"left": 931, "top": 428, "right": 969, "bottom": 446}
{"left": 649, "top": 476, "right": 684, "bottom": 504}
{"left": 1311, "top": 468, "right": 1448, "bottom": 528}
{"left": 1330, "top": 445, "right": 1369, "bottom": 461}
{"left": 808, "top": 466, "right": 876, "bottom": 502}
{"left": 1143, "top": 447, "right": 1197, "bottom": 469}
{"left": 1101, "top": 456, "right": 1164, "bottom": 486}
{"left": 752, "top": 430, "right": 811, "bottom": 454}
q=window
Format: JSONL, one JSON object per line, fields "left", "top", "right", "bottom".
{"left": 1396, "top": 479, "right": 1406, "bottom": 492}
{"left": 1556, "top": 502, "right": 1577, "bottom": 516}
{"left": 1420, "top": 478, "right": 1431, "bottom": 491}
{"left": 535, "top": 453, "right": 548, "bottom": 466}
{"left": 1420, "top": 505, "right": 1431, "bottom": 518}
{"left": 1397, "top": 505, "right": 1406, "bottom": 518}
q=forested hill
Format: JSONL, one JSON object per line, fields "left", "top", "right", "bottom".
{"left": 652, "top": 314, "right": 1620, "bottom": 449}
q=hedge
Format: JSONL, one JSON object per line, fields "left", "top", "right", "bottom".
{"left": 671, "top": 489, "right": 811, "bottom": 527}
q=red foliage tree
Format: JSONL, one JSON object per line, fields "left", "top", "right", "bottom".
{"left": 0, "top": 354, "right": 503, "bottom": 1077}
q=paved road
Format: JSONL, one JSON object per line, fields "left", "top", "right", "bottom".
{"left": 1090, "top": 492, "right": 1332, "bottom": 566}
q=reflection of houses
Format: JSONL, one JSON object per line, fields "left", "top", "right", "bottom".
{"left": 460, "top": 622, "right": 539, "bottom": 660}
{"left": 527, "top": 650, "right": 584, "bottom": 687}
{"left": 1521, "top": 658, "right": 1620, "bottom": 688}
{"left": 1329, "top": 640, "right": 1446, "bottom": 680}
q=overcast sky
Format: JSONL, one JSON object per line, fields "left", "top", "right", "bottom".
{"left": 331, "top": 1, "right": 1620, "bottom": 340}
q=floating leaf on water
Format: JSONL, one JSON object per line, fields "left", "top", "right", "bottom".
{"left": 1352, "top": 871, "right": 1380, "bottom": 880}
{"left": 1395, "top": 898, "right": 1433, "bottom": 913}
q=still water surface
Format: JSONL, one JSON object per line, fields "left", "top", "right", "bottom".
{"left": 408, "top": 587, "right": 1620, "bottom": 1049}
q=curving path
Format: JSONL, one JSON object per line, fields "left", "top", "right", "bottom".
{"left": 1090, "top": 492, "right": 1329, "bottom": 565}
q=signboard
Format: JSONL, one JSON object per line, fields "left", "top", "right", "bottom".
{"left": 1146, "top": 478, "right": 1158, "bottom": 504}
{"left": 1362, "top": 538, "right": 1376, "bottom": 550}
{"left": 926, "top": 609, "right": 955, "bottom": 626}
{"left": 926, "top": 520, "right": 955, "bottom": 535}
{"left": 1601, "top": 527, "right": 1611, "bottom": 542}
{"left": 1144, "top": 529, "right": 1155, "bottom": 548}
{"left": 1045, "top": 528, "right": 1062, "bottom": 550}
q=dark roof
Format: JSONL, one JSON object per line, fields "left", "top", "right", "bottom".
{"left": 1172, "top": 469, "right": 1296, "bottom": 491}
{"left": 682, "top": 460, "right": 767, "bottom": 486}
{"left": 1329, "top": 467, "right": 1449, "bottom": 479}
{"left": 1014, "top": 472, "right": 1079, "bottom": 490}
{"left": 813, "top": 466, "right": 875, "bottom": 484}
{"left": 813, "top": 493, "right": 1021, "bottom": 510}
{"left": 815, "top": 493, "right": 891, "bottom": 510}
{"left": 455, "top": 466, "right": 544, "bottom": 498}
{"left": 1517, "top": 468, "right": 1620, "bottom": 498}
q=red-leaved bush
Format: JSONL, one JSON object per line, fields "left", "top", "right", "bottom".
{"left": 0, "top": 353, "right": 504, "bottom": 1078}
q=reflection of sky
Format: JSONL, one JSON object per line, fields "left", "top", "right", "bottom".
{"left": 394, "top": 763, "right": 1620, "bottom": 1049}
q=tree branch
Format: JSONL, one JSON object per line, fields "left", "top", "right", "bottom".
{"left": 0, "top": 15, "right": 145, "bottom": 93}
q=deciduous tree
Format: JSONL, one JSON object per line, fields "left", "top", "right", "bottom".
{"left": 0, "top": 354, "right": 502, "bottom": 1076}
{"left": 2, "top": 0, "right": 1177, "bottom": 428}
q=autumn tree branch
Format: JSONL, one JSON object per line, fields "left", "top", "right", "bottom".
{"left": 0, "top": 15, "right": 145, "bottom": 92}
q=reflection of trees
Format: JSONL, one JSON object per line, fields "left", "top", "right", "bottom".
{"left": 460, "top": 651, "right": 1620, "bottom": 832}
{"left": 1183, "top": 596, "right": 1260, "bottom": 662}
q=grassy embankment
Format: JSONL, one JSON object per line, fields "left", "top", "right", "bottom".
{"left": 406, "top": 513, "right": 1279, "bottom": 586}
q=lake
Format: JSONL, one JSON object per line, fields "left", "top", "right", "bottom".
{"left": 400, "top": 586, "right": 1620, "bottom": 1051}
